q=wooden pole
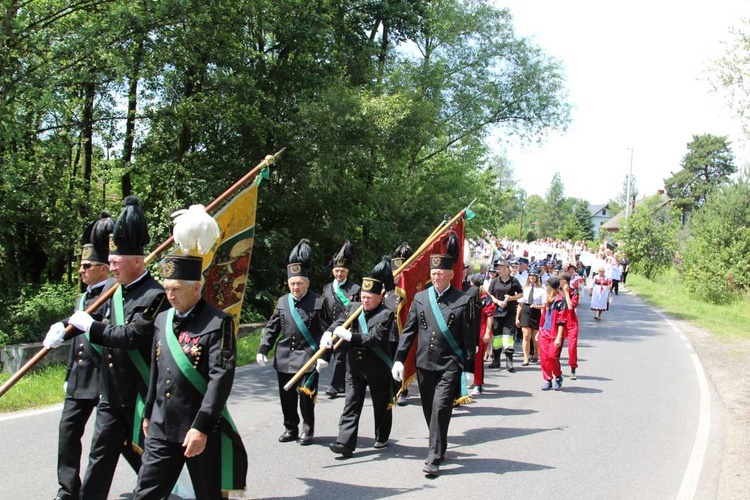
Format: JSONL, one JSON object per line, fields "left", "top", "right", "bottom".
{"left": 283, "top": 201, "right": 475, "bottom": 391}
{"left": 0, "top": 150, "right": 283, "bottom": 399}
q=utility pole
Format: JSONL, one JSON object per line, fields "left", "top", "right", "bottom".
{"left": 626, "top": 147, "right": 634, "bottom": 218}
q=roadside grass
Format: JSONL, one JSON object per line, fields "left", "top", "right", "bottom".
{"left": 627, "top": 269, "right": 750, "bottom": 340}
{"left": 0, "top": 364, "right": 67, "bottom": 413}
{"left": 0, "top": 329, "right": 265, "bottom": 414}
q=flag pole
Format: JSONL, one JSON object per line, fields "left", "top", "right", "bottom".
{"left": 283, "top": 200, "right": 475, "bottom": 391}
{"left": 0, "top": 150, "right": 284, "bottom": 399}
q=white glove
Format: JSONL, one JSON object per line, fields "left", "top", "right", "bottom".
{"left": 465, "top": 372, "right": 474, "bottom": 386}
{"left": 256, "top": 353, "right": 268, "bottom": 366}
{"left": 334, "top": 325, "right": 352, "bottom": 342}
{"left": 316, "top": 358, "right": 329, "bottom": 373}
{"left": 63, "top": 382, "right": 68, "bottom": 392}
{"left": 43, "top": 322, "right": 66, "bottom": 349}
{"left": 392, "top": 361, "right": 404, "bottom": 382}
{"left": 321, "top": 331, "right": 334, "bottom": 349}
{"left": 69, "top": 310, "right": 94, "bottom": 332}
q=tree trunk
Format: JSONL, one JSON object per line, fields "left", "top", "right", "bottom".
{"left": 121, "top": 38, "right": 143, "bottom": 199}
{"left": 81, "top": 80, "right": 95, "bottom": 217}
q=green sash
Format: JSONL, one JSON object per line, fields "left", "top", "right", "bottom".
{"left": 80, "top": 293, "right": 103, "bottom": 356}
{"left": 112, "top": 286, "right": 150, "bottom": 448}
{"left": 428, "top": 288, "right": 470, "bottom": 402}
{"left": 164, "top": 308, "right": 243, "bottom": 490}
{"left": 356, "top": 313, "right": 393, "bottom": 369}
{"left": 333, "top": 280, "right": 351, "bottom": 307}
{"left": 287, "top": 294, "right": 319, "bottom": 351}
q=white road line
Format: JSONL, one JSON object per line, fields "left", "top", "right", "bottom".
{"left": 657, "top": 311, "right": 712, "bottom": 500}
{"left": 0, "top": 403, "right": 62, "bottom": 423}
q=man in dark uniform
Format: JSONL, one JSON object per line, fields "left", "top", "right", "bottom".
{"left": 133, "top": 255, "right": 247, "bottom": 499}
{"left": 44, "top": 213, "right": 113, "bottom": 500}
{"left": 321, "top": 241, "right": 360, "bottom": 399}
{"left": 392, "top": 253, "right": 475, "bottom": 477}
{"left": 325, "top": 256, "right": 396, "bottom": 457}
{"left": 67, "top": 196, "right": 168, "bottom": 499}
{"left": 257, "top": 239, "right": 331, "bottom": 446}
{"left": 389, "top": 242, "right": 412, "bottom": 406}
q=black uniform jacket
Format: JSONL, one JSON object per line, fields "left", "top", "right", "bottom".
{"left": 383, "top": 291, "right": 402, "bottom": 343}
{"left": 64, "top": 283, "right": 106, "bottom": 400}
{"left": 321, "top": 280, "right": 361, "bottom": 321}
{"left": 87, "top": 273, "right": 167, "bottom": 408}
{"left": 394, "top": 285, "right": 475, "bottom": 372}
{"left": 330, "top": 302, "right": 394, "bottom": 377}
{"left": 258, "top": 291, "right": 331, "bottom": 374}
{"left": 144, "top": 299, "right": 236, "bottom": 442}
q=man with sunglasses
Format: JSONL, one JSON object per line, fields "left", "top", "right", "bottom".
{"left": 44, "top": 213, "right": 113, "bottom": 500}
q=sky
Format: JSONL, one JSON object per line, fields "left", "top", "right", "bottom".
{"left": 493, "top": 0, "right": 750, "bottom": 205}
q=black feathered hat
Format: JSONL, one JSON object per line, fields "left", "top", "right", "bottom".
{"left": 361, "top": 256, "right": 393, "bottom": 295}
{"left": 331, "top": 240, "right": 354, "bottom": 269}
{"left": 109, "top": 196, "right": 150, "bottom": 256}
{"left": 81, "top": 212, "right": 115, "bottom": 264}
{"left": 445, "top": 231, "right": 460, "bottom": 264}
{"left": 287, "top": 239, "right": 312, "bottom": 278}
{"left": 161, "top": 255, "right": 203, "bottom": 281}
{"left": 391, "top": 242, "right": 413, "bottom": 269}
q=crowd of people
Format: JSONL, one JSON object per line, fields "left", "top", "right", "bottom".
{"left": 40, "top": 197, "right": 632, "bottom": 498}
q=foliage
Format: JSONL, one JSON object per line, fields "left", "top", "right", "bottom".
{"left": 609, "top": 174, "right": 638, "bottom": 216}
{"left": 682, "top": 175, "right": 750, "bottom": 303}
{"left": 2, "top": 283, "right": 78, "bottom": 344}
{"left": 713, "top": 19, "right": 750, "bottom": 137}
{"left": 1, "top": 0, "right": 571, "bottom": 331}
{"left": 619, "top": 194, "right": 680, "bottom": 280}
{"left": 664, "top": 134, "right": 737, "bottom": 215}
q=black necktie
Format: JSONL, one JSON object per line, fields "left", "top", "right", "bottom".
{"left": 528, "top": 285, "right": 534, "bottom": 303}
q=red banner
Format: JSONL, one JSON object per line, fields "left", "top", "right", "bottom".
{"left": 395, "top": 217, "right": 465, "bottom": 394}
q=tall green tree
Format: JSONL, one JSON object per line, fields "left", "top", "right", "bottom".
{"left": 664, "top": 134, "right": 736, "bottom": 215}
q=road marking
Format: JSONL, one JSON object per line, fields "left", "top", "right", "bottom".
{"left": 0, "top": 403, "right": 62, "bottom": 423}
{"left": 658, "top": 312, "right": 711, "bottom": 500}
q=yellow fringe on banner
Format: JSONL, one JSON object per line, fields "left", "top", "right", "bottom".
{"left": 298, "top": 385, "right": 318, "bottom": 404}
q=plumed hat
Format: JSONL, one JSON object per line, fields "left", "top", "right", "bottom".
{"left": 287, "top": 239, "right": 312, "bottom": 278}
{"left": 361, "top": 256, "right": 393, "bottom": 295}
{"left": 391, "top": 242, "right": 413, "bottom": 269}
{"left": 331, "top": 240, "right": 354, "bottom": 269}
{"left": 109, "top": 195, "right": 150, "bottom": 256}
{"left": 81, "top": 212, "right": 115, "bottom": 264}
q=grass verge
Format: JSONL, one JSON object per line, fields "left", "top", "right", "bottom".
{"left": 626, "top": 268, "right": 750, "bottom": 340}
{"left": 0, "top": 330, "right": 265, "bottom": 414}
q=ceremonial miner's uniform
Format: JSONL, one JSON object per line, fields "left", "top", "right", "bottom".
{"left": 56, "top": 282, "right": 106, "bottom": 500}
{"left": 331, "top": 300, "right": 395, "bottom": 452}
{"left": 394, "top": 255, "right": 475, "bottom": 469}
{"left": 321, "top": 278, "right": 360, "bottom": 395}
{"left": 134, "top": 295, "right": 247, "bottom": 499}
{"left": 259, "top": 290, "right": 330, "bottom": 439}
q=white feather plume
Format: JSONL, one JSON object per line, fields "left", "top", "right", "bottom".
{"left": 170, "top": 204, "right": 221, "bottom": 255}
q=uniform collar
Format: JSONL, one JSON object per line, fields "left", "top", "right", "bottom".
{"left": 123, "top": 271, "right": 148, "bottom": 291}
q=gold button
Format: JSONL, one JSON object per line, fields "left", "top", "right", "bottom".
{"left": 165, "top": 392, "right": 171, "bottom": 399}
{"left": 79, "top": 343, "right": 84, "bottom": 348}
{"left": 78, "top": 360, "right": 83, "bottom": 364}
{"left": 108, "top": 363, "right": 114, "bottom": 368}
{"left": 108, "top": 354, "right": 113, "bottom": 359}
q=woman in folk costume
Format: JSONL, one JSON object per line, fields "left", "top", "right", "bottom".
{"left": 537, "top": 276, "right": 568, "bottom": 391}
{"left": 257, "top": 239, "right": 331, "bottom": 446}
{"left": 321, "top": 240, "right": 360, "bottom": 399}
{"left": 588, "top": 266, "right": 611, "bottom": 320}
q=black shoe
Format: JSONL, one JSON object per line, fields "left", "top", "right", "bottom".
{"left": 329, "top": 442, "right": 354, "bottom": 457}
{"left": 374, "top": 440, "right": 388, "bottom": 449}
{"left": 326, "top": 388, "right": 338, "bottom": 398}
{"left": 488, "top": 360, "right": 500, "bottom": 368}
{"left": 278, "top": 429, "right": 298, "bottom": 442}
{"left": 397, "top": 392, "right": 408, "bottom": 406}
{"left": 422, "top": 463, "right": 440, "bottom": 476}
{"left": 299, "top": 432, "right": 314, "bottom": 446}
{"left": 507, "top": 367, "right": 516, "bottom": 373}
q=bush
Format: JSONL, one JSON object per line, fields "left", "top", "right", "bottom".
{"left": 683, "top": 179, "right": 750, "bottom": 303}
{"left": 620, "top": 195, "right": 680, "bottom": 280}
{"left": 4, "top": 282, "right": 78, "bottom": 344}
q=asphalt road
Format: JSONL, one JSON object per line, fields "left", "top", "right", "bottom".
{"left": 0, "top": 287, "right": 724, "bottom": 499}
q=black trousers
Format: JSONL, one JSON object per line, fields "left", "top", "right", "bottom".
{"left": 56, "top": 396, "right": 98, "bottom": 500}
{"left": 80, "top": 403, "right": 142, "bottom": 500}
{"left": 611, "top": 279, "right": 620, "bottom": 295}
{"left": 133, "top": 435, "right": 221, "bottom": 500}
{"left": 328, "top": 344, "right": 348, "bottom": 392}
{"left": 336, "top": 367, "right": 392, "bottom": 450}
{"left": 277, "top": 371, "right": 317, "bottom": 435}
{"left": 416, "top": 367, "right": 461, "bottom": 465}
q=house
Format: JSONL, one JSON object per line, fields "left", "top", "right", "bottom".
{"left": 600, "top": 190, "right": 671, "bottom": 234}
{"left": 589, "top": 203, "right": 612, "bottom": 237}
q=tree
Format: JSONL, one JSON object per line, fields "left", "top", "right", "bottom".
{"left": 664, "top": 134, "right": 737, "bottom": 215}
{"left": 619, "top": 194, "right": 680, "bottom": 280}
{"left": 609, "top": 174, "right": 638, "bottom": 216}
{"left": 682, "top": 173, "right": 750, "bottom": 303}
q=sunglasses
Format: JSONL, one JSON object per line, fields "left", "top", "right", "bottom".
{"left": 81, "top": 263, "right": 103, "bottom": 270}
